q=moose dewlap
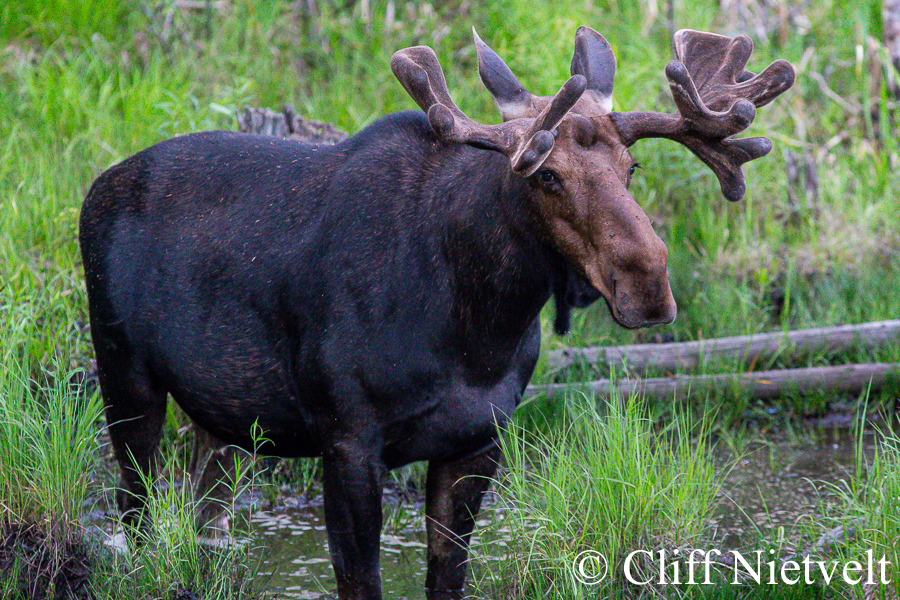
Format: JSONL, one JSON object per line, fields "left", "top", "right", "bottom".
{"left": 80, "top": 27, "right": 793, "bottom": 600}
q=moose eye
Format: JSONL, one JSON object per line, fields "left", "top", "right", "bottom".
{"left": 537, "top": 169, "right": 557, "bottom": 185}
{"left": 629, "top": 162, "right": 641, "bottom": 177}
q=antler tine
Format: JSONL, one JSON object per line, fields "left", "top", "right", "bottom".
{"left": 390, "top": 46, "right": 473, "bottom": 126}
{"left": 673, "top": 29, "right": 795, "bottom": 110}
{"left": 512, "top": 74, "right": 586, "bottom": 175}
{"left": 391, "top": 42, "right": 586, "bottom": 176}
{"left": 610, "top": 29, "right": 795, "bottom": 201}
{"left": 391, "top": 45, "right": 519, "bottom": 153}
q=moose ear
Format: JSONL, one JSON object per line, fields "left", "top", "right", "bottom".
{"left": 570, "top": 26, "right": 616, "bottom": 114}
{"left": 474, "top": 29, "right": 535, "bottom": 120}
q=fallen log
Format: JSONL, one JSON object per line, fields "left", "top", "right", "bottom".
{"left": 547, "top": 320, "right": 900, "bottom": 374}
{"left": 525, "top": 362, "right": 900, "bottom": 402}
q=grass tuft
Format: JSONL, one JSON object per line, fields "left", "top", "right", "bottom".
{"left": 476, "top": 392, "right": 719, "bottom": 598}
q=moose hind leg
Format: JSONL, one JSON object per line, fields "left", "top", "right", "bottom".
{"left": 190, "top": 426, "right": 247, "bottom": 537}
{"left": 98, "top": 363, "right": 168, "bottom": 533}
{"left": 322, "top": 439, "right": 387, "bottom": 600}
{"left": 425, "top": 442, "right": 501, "bottom": 600}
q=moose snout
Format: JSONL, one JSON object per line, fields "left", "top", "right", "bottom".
{"left": 612, "top": 280, "right": 678, "bottom": 329}
{"left": 607, "top": 236, "right": 677, "bottom": 328}
{"left": 610, "top": 271, "right": 677, "bottom": 329}
{"left": 582, "top": 230, "right": 678, "bottom": 329}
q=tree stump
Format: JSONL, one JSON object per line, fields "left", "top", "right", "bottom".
{"left": 887, "top": 0, "right": 900, "bottom": 99}
{"left": 237, "top": 104, "right": 348, "bottom": 144}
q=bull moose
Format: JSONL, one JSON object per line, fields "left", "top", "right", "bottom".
{"left": 79, "top": 27, "right": 794, "bottom": 600}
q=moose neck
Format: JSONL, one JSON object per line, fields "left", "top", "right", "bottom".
{"left": 427, "top": 144, "right": 558, "bottom": 351}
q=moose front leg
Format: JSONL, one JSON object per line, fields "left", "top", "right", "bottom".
{"left": 425, "top": 442, "right": 502, "bottom": 600}
{"left": 322, "top": 440, "right": 387, "bottom": 600}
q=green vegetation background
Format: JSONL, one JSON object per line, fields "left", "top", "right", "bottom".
{"left": 3, "top": 0, "right": 899, "bottom": 375}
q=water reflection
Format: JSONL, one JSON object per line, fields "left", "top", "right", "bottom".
{"left": 711, "top": 430, "right": 875, "bottom": 551}
{"left": 251, "top": 501, "right": 428, "bottom": 599}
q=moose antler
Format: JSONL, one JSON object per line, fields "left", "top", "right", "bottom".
{"left": 391, "top": 42, "right": 587, "bottom": 176}
{"left": 610, "top": 29, "right": 795, "bottom": 201}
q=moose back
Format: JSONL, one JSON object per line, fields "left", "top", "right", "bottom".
{"left": 80, "top": 27, "right": 793, "bottom": 600}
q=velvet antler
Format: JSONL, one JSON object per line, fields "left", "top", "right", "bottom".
{"left": 391, "top": 41, "right": 587, "bottom": 176}
{"left": 610, "top": 29, "right": 795, "bottom": 201}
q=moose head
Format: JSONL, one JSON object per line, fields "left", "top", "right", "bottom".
{"left": 391, "top": 27, "right": 795, "bottom": 330}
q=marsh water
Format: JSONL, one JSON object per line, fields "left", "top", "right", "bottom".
{"left": 248, "top": 429, "right": 877, "bottom": 599}
{"left": 709, "top": 432, "right": 869, "bottom": 551}
{"left": 250, "top": 499, "right": 429, "bottom": 599}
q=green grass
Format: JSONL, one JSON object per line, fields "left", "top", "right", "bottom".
{"left": 88, "top": 446, "right": 267, "bottom": 600}
{"left": 475, "top": 395, "right": 899, "bottom": 599}
{"left": 0, "top": 317, "right": 266, "bottom": 598}
{"left": 1, "top": 0, "right": 899, "bottom": 597}
{"left": 474, "top": 392, "right": 720, "bottom": 599}
{"left": 0, "top": 358, "right": 100, "bottom": 530}
{"left": 827, "top": 428, "right": 900, "bottom": 599}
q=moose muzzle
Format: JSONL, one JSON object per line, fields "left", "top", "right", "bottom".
{"left": 608, "top": 263, "right": 677, "bottom": 329}
{"left": 578, "top": 193, "right": 677, "bottom": 330}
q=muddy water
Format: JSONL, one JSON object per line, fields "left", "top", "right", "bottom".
{"left": 710, "top": 430, "right": 877, "bottom": 551}
{"left": 249, "top": 432, "right": 876, "bottom": 598}
{"left": 250, "top": 499, "right": 429, "bottom": 599}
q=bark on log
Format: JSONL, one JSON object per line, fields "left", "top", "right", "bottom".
{"left": 238, "top": 104, "right": 348, "bottom": 144}
{"left": 525, "top": 362, "right": 900, "bottom": 402}
{"left": 886, "top": 0, "right": 900, "bottom": 99}
{"left": 547, "top": 320, "right": 900, "bottom": 374}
